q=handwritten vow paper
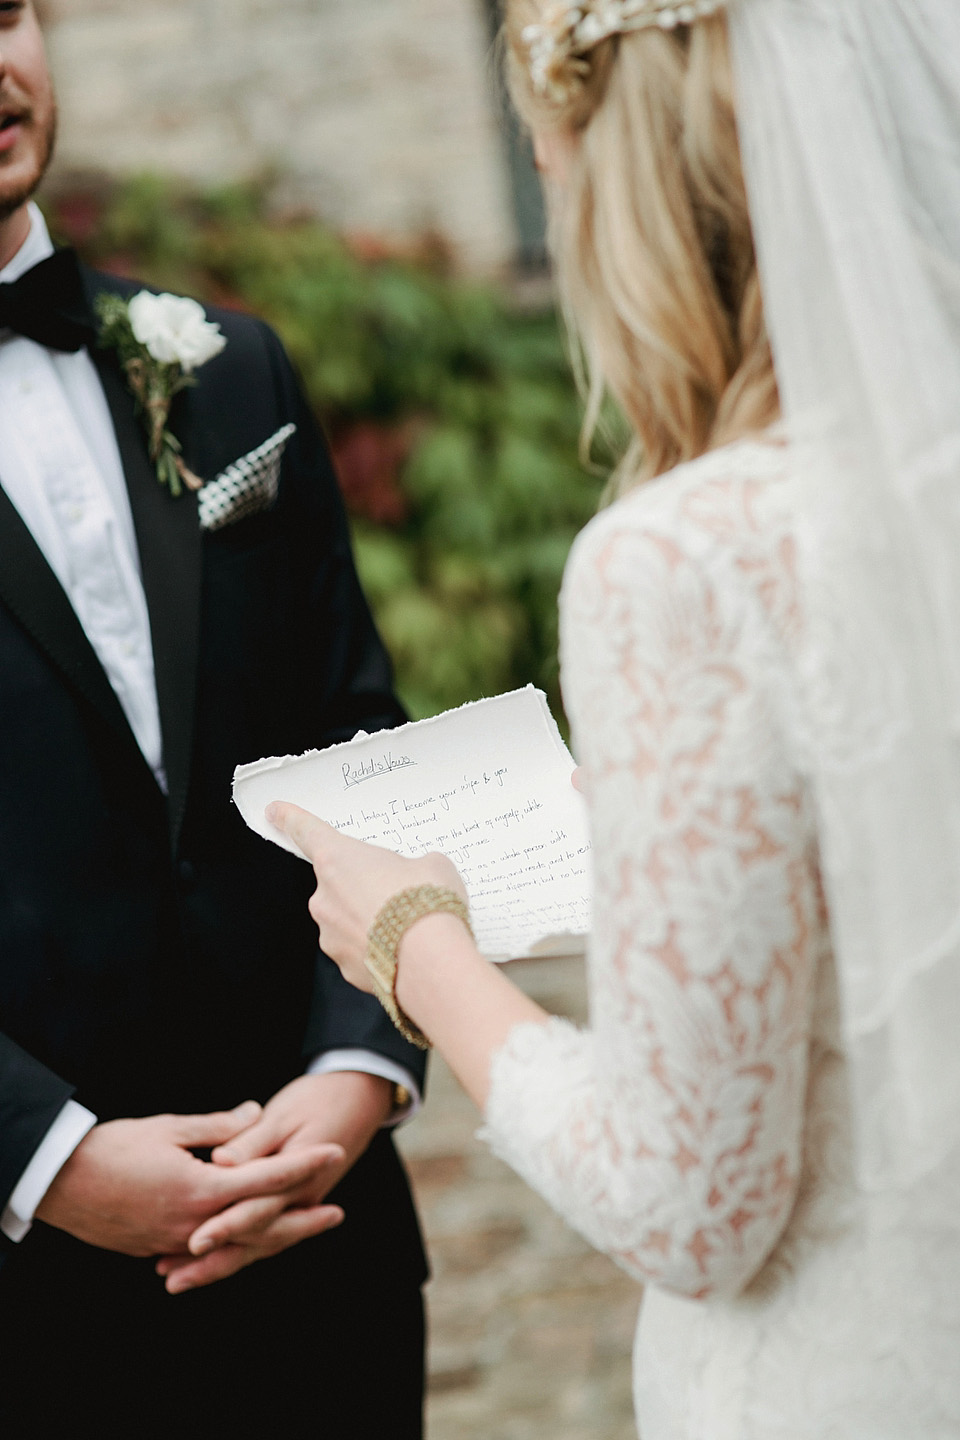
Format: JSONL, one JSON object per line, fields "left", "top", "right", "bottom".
{"left": 232, "top": 687, "right": 591, "bottom": 961}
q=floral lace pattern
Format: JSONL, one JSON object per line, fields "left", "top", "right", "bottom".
{"left": 481, "top": 441, "right": 960, "bottom": 1437}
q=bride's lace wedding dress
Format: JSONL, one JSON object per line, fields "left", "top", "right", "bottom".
{"left": 482, "top": 439, "right": 960, "bottom": 1438}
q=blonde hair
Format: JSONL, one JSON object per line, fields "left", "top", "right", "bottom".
{"left": 504, "top": 6, "right": 778, "bottom": 491}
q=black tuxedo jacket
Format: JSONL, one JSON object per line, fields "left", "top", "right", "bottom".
{"left": 0, "top": 271, "right": 427, "bottom": 1434}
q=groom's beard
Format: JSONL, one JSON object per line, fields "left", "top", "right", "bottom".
{"left": 0, "top": 92, "right": 57, "bottom": 222}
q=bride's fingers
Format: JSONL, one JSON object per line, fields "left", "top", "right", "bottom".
{"left": 266, "top": 802, "right": 336, "bottom": 862}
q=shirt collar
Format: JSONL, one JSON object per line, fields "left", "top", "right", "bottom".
{"left": 0, "top": 202, "right": 55, "bottom": 285}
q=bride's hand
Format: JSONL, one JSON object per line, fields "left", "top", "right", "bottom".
{"left": 266, "top": 801, "right": 467, "bottom": 993}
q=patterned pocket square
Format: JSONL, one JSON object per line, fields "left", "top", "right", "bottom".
{"left": 198, "top": 423, "right": 297, "bottom": 533}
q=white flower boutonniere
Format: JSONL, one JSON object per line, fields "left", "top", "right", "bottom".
{"left": 96, "top": 290, "right": 227, "bottom": 496}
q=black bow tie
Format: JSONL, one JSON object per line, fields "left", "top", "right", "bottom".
{"left": 0, "top": 248, "right": 98, "bottom": 352}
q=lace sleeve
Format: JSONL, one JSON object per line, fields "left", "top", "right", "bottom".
{"left": 481, "top": 489, "right": 821, "bottom": 1298}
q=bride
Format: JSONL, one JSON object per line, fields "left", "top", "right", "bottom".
{"left": 195, "top": 2, "right": 960, "bottom": 1434}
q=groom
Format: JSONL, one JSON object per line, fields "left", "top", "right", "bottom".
{"left": 0, "top": 5, "right": 426, "bottom": 1436}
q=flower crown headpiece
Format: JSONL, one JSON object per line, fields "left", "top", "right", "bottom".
{"left": 523, "top": 0, "right": 725, "bottom": 101}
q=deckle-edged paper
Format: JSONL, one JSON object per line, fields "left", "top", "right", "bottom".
{"left": 232, "top": 686, "right": 592, "bottom": 961}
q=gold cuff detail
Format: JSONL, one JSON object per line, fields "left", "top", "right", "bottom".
{"left": 365, "top": 885, "right": 473, "bottom": 1050}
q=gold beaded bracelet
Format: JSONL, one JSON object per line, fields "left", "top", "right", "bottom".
{"left": 365, "top": 884, "right": 473, "bottom": 1049}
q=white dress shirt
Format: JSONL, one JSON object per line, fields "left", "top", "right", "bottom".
{"left": 0, "top": 207, "right": 165, "bottom": 786}
{"left": 0, "top": 207, "right": 417, "bottom": 1244}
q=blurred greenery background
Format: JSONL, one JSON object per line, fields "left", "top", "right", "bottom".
{"left": 45, "top": 175, "right": 612, "bottom": 726}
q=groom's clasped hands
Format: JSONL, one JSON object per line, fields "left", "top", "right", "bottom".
{"left": 36, "top": 1069, "right": 397, "bottom": 1294}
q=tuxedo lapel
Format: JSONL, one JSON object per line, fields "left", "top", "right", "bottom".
{"left": 0, "top": 483, "right": 137, "bottom": 748}
{"left": 92, "top": 349, "right": 202, "bottom": 852}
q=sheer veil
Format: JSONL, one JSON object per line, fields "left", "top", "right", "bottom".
{"left": 727, "top": 0, "right": 960, "bottom": 1188}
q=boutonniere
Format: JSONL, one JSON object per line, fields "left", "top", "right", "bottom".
{"left": 95, "top": 291, "right": 226, "bottom": 497}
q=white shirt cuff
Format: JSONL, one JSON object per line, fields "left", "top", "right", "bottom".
{"left": 1, "top": 1099, "right": 97, "bottom": 1242}
{"left": 306, "top": 1049, "right": 421, "bottom": 1125}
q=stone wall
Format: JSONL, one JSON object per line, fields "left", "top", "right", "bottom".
{"left": 41, "top": 0, "right": 517, "bottom": 273}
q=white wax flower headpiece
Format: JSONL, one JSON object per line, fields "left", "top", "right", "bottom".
{"left": 523, "top": 0, "right": 725, "bottom": 101}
